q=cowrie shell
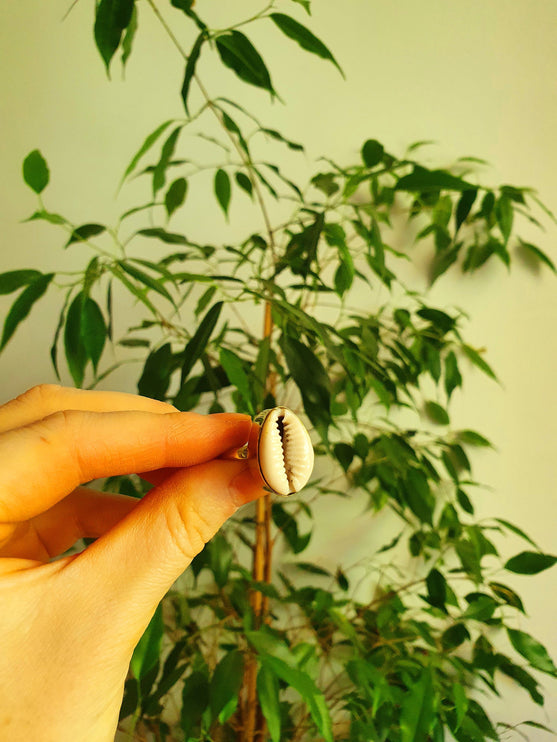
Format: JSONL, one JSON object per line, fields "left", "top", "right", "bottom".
{"left": 255, "top": 407, "right": 314, "bottom": 496}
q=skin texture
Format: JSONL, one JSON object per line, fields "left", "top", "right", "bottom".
{"left": 0, "top": 384, "right": 266, "bottom": 742}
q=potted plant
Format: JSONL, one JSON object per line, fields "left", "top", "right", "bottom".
{"left": 3, "top": 2, "right": 557, "bottom": 740}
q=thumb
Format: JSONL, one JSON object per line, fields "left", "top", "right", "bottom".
{"left": 63, "top": 458, "right": 265, "bottom": 651}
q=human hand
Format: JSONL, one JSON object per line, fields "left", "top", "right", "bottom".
{"left": 0, "top": 385, "right": 265, "bottom": 742}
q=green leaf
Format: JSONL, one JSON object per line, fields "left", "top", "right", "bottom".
{"left": 452, "top": 682, "right": 469, "bottom": 730}
{"left": 489, "top": 582, "right": 525, "bottom": 613}
{"left": 495, "top": 194, "right": 513, "bottom": 243}
{"left": 257, "top": 654, "right": 333, "bottom": 742}
{"left": 81, "top": 296, "right": 106, "bottom": 372}
{"left": 94, "top": 0, "right": 135, "bottom": 72}
{"left": 260, "top": 127, "right": 304, "bottom": 152}
{"left": 269, "top": 13, "right": 343, "bottom": 77}
{"left": 181, "top": 32, "right": 205, "bottom": 115}
{"left": 120, "top": 2, "right": 137, "bottom": 67}
{"left": 400, "top": 669, "right": 435, "bottom": 742}
{"left": 507, "top": 629, "right": 557, "bottom": 675}
{"left": 361, "top": 139, "right": 384, "bottom": 168}
{"left": 396, "top": 166, "right": 476, "bottom": 192}
{"left": 257, "top": 665, "right": 281, "bottom": 742}
{"left": 153, "top": 126, "right": 182, "bottom": 195}
{"left": 1, "top": 273, "right": 54, "bottom": 352}
{"left": 444, "top": 350, "right": 462, "bottom": 399}
{"left": 457, "top": 430, "right": 493, "bottom": 448}
{"left": 65, "top": 223, "right": 106, "bottom": 247}
{"left": 442, "top": 623, "right": 470, "bottom": 650}
{"left": 497, "top": 656, "right": 544, "bottom": 705}
{"left": 22, "top": 150, "right": 50, "bottom": 194}
{"left": 64, "top": 292, "right": 88, "bottom": 387}
{"left": 210, "top": 650, "right": 244, "bottom": 723}
{"left": 181, "top": 671, "right": 210, "bottom": 738}
{"left": 122, "top": 120, "right": 174, "bottom": 183}
{"left": 235, "top": 171, "right": 253, "bottom": 197}
{"left": 219, "top": 348, "right": 254, "bottom": 414}
{"left": 519, "top": 241, "right": 556, "bottom": 273}
{"left": 505, "top": 551, "right": 557, "bottom": 575}
{"left": 216, "top": 30, "right": 276, "bottom": 96}
{"left": 130, "top": 604, "right": 163, "bottom": 680}
{"left": 137, "top": 227, "right": 189, "bottom": 245}
{"left": 334, "top": 442, "right": 354, "bottom": 472}
{"left": 165, "top": 177, "right": 188, "bottom": 218}
{"left": 462, "top": 344, "right": 498, "bottom": 381}
{"left": 118, "top": 261, "right": 174, "bottom": 304}
{"left": 0, "top": 270, "right": 42, "bottom": 295}
{"left": 179, "top": 301, "right": 223, "bottom": 386}
{"left": 214, "top": 168, "right": 231, "bottom": 219}
{"left": 280, "top": 334, "right": 331, "bottom": 433}
{"left": 495, "top": 518, "right": 540, "bottom": 550}
{"left": 455, "top": 189, "right": 478, "bottom": 233}
{"left": 138, "top": 343, "right": 175, "bottom": 400}
{"left": 425, "top": 568, "right": 447, "bottom": 612}
{"left": 424, "top": 400, "right": 450, "bottom": 425}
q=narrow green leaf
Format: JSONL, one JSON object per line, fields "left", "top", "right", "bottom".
{"left": 452, "top": 682, "right": 469, "bottom": 729}
{"left": 122, "top": 120, "right": 174, "bottom": 183}
{"left": 457, "top": 430, "right": 492, "bottom": 448}
{"left": 214, "top": 168, "right": 231, "bottom": 218}
{"left": 257, "top": 665, "right": 281, "bottom": 742}
{"left": 50, "top": 289, "right": 72, "bottom": 380}
{"left": 260, "top": 127, "right": 304, "bottom": 151}
{"left": 495, "top": 194, "right": 513, "bottom": 243}
{"left": 280, "top": 334, "right": 331, "bottom": 432}
{"left": 181, "top": 32, "right": 205, "bottom": 115}
{"left": 400, "top": 669, "right": 435, "bottom": 742}
{"left": 210, "top": 650, "right": 244, "bottom": 723}
{"left": 65, "top": 223, "right": 106, "bottom": 247}
{"left": 497, "top": 656, "right": 544, "bottom": 705}
{"left": 219, "top": 348, "right": 254, "bottom": 414}
{"left": 444, "top": 350, "right": 462, "bottom": 399}
{"left": 120, "top": 3, "right": 137, "bottom": 67}
{"left": 396, "top": 166, "right": 476, "bottom": 192}
{"left": 361, "top": 139, "right": 384, "bottom": 168}
{"left": 25, "top": 209, "right": 67, "bottom": 226}
{"left": 462, "top": 344, "right": 498, "bottom": 381}
{"left": 130, "top": 604, "right": 164, "bottom": 680}
{"left": 216, "top": 30, "right": 276, "bottom": 96}
{"left": 0, "top": 270, "right": 41, "bottom": 295}
{"left": 64, "top": 292, "right": 88, "bottom": 387}
{"left": 165, "top": 177, "right": 188, "bottom": 218}
{"left": 507, "top": 629, "right": 557, "bottom": 675}
{"left": 137, "top": 227, "right": 189, "bottom": 245}
{"left": 270, "top": 13, "right": 343, "bottom": 77}
{"left": 153, "top": 126, "right": 182, "bottom": 195}
{"left": 118, "top": 261, "right": 174, "bottom": 303}
{"left": 522, "top": 721, "right": 555, "bottom": 734}
{"left": 495, "top": 518, "right": 540, "bottom": 550}
{"left": 455, "top": 189, "right": 477, "bottom": 233}
{"left": 81, "top": 297, "right": 106, "bottom": 372}
{"left": 179, "top": 301, "right": 223, "bottom": 385}
{"left": 181, "top": 671, "right": 210, "bottom": 738}
{"left": 1, "top": 273, "right": 53, "bottom": 351}
{"left": 489, "top": 582, "right": 525, "bottom": 613}
{"left": 94, "top": 0, "right": 135, "bottom": 72}
{"left": 505, "top": 551, "right": 557, "bottom": 575}
{"left": 519, "top": 241, "right": 557, "bottom": 273}
{"left": 137, "top": 343, "right": 175, "bottom": 400}
{"left": 22, "top": 150, "right": 50, "bottom": 194}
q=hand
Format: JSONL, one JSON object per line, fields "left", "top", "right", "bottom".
{"left": 0, "top": 385, "right": 265, "bottom": 742}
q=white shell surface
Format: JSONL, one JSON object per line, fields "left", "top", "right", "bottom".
{"left": 258, "top": 407, "right": 314, "bottom": 496}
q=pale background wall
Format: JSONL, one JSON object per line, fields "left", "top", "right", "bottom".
{"left": 1, "top": 0, "right": 556, "bottom": 736}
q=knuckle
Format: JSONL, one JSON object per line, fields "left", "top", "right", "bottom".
{"left": 15, "top": 383, "right": 63, "bottom": 414}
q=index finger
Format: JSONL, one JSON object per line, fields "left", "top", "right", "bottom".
{"left": 0, "top": 409, "right": 251, "bottom": 524}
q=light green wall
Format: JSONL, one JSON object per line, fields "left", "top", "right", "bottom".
{"left": 1, "top": 1, "right": 556, "bottom": 735}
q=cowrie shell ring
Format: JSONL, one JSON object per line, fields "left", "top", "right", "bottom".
{"left": 226, "top": 407, "right": 314, "bottom": 496}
